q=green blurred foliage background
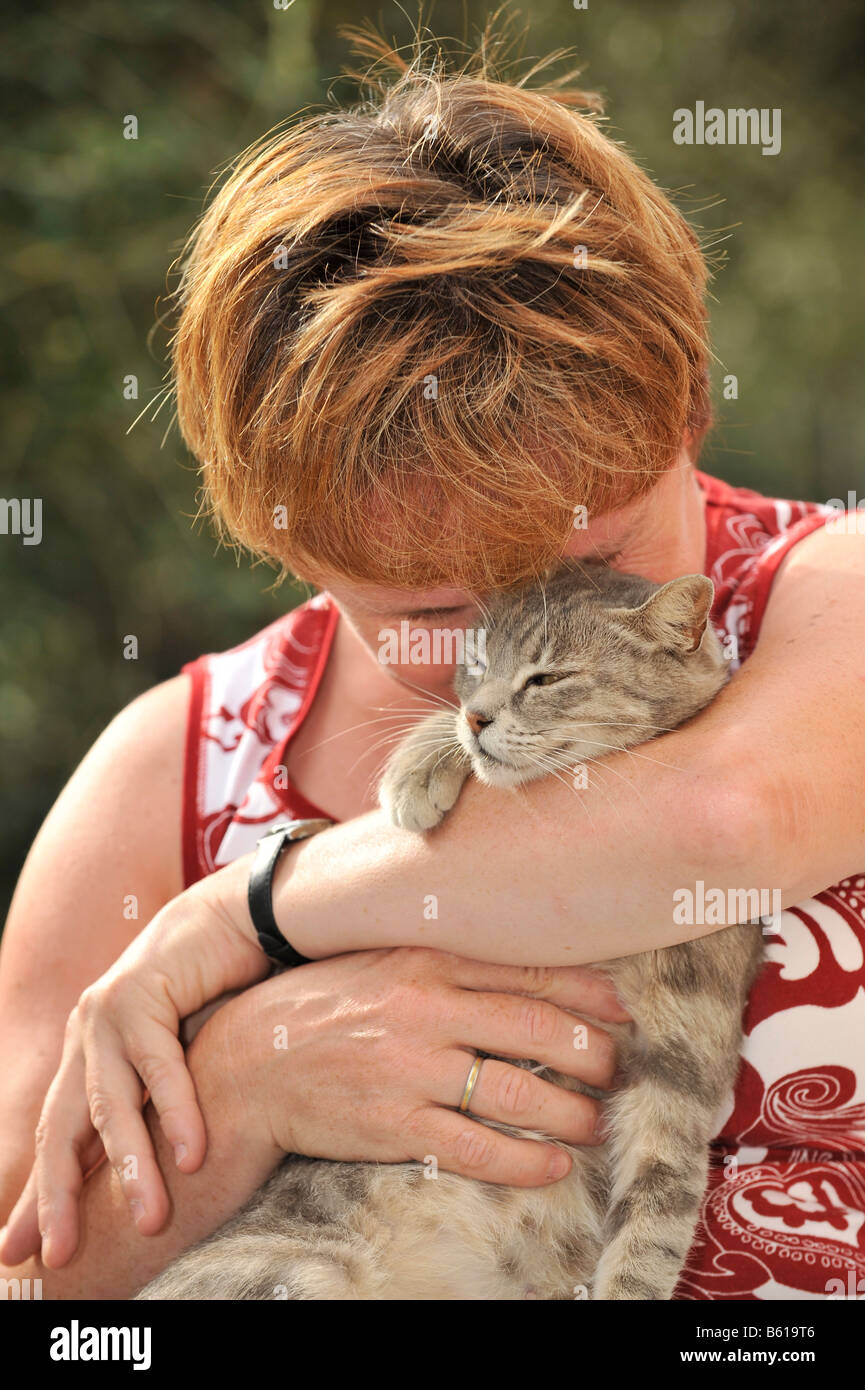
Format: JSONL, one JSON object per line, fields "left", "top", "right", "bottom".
{"left": 2, "top": 0, "right": 863, "bottom": 915}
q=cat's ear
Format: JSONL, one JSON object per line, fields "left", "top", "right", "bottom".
{"left": 614, "top": 575, "right": 715, "bottom": 653}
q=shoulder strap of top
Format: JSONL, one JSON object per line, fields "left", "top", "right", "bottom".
{"left": 180, "top": 595, "right": 338, "bottom": 885}
{"left": 697, "top": 470, "right": 833, "bottom": 666}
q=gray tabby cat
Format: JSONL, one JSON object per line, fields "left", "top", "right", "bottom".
{"left": 137, "top": 562, "right": 763, "bottom": 1301}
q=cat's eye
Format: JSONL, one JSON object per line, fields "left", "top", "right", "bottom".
{"left": 524, "top": 671, "right": 569, "bottom": 688}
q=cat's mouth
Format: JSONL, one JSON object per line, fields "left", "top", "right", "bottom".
{"left": 459, "top": 720, "right": 541, "bottom": 785}
{"left": 474, "top": 745, "right": 507, "bottom": 767}
{"left": 469, "top": 742, "right": 537, "bottom": 787}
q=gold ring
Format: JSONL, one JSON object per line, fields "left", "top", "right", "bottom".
{"left": 459, "top": 1053, "right": 486, "bottom": 1114}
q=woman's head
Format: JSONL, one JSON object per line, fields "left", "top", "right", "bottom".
{"left": 170, "top": 27, "right": 712, "bottom": 597}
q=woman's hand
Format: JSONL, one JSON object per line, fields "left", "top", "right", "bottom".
{"left": 224, "top": 945, "right": 628, "bottom": 1183}
{"left": 0, "top": 823, "right": 628, "bottom": 1276}
{"left": 0, "top": 856, "right": 267, "bottom": 1270}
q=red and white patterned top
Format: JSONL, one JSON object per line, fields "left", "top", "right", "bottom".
{"left": 182, "top": 470, "right": 865, "bottom": 1301}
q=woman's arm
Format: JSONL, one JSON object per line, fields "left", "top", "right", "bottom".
{"left": 2, "top": 647, "right": 627, "bottom": 1276}
{"left": 271, "top": 525, "right": 865, "bottom": 967}
{"left": 0, "top": 992, "right": 281, "bottom": 1298}
{"left": 0, "top": 676, "right": 188, "bottom": 1221}
{"left": 0, "top": 949, "right": 627, "bottom": 1292}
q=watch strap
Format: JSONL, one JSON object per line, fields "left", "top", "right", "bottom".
{"left": 248, "top": 819, "right": 333, "bottom": 966}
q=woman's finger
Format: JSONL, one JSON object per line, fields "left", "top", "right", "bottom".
{"left": 440, "top": 1050, "right": 603, "bottom": 1146}
{"left": 452, "top": 991, "right": 618, "bottom": 1089}
{"left": 447, "top": 957, "right": 631, "bottom": 1024}
{"left": 412, "top": 1104, "right": 573, "bottom": 1188}
{"left": 84, "top": 1025, "right": 171, "bottom": 1237}
{"left": 126, "top": 1019, "right": 207, "bottom": 1171}
{"left": 29, "top": 1048, "right": 101, "bottom": 1269}
{"left": 0, "top": 1166, "right": 42, "bottom": 1266}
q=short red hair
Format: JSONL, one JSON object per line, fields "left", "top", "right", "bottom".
{"left": 170, "top": 27, "right": 712, "bottom": 590}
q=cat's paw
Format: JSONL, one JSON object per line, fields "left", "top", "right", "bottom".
{"left": 380, "top": 761, "right": 466, "bottom": 832}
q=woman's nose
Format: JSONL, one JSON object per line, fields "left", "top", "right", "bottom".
{"left": 465, "top": 710, "right": 493, "bottom": 736}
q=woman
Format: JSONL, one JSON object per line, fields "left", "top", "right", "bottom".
{"left": 1, "top": 35, "right": 863, "bottom": 1300}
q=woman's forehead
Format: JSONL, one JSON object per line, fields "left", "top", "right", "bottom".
{"left": 318, "top": 574, "right": 476, "bottom": 615}
{"left": 315, "top": 520, "right": 642, "bottom": 613}
{"left": 304, "top": 473, "right": 669, "bottom": 611}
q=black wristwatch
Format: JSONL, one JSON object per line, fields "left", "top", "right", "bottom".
{"left": 248, "top": 819, "right": 333, "bottom": 966}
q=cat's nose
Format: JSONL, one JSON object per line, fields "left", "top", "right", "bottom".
{"left": 466, "top": 710, "right": 493, "bottom": 736}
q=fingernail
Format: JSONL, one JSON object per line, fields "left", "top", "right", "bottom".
{"left": 129, "top": 1199, "right": 145, "bottom": 1227}
{"left": 547, "top": 1150, "right": 571, "bottom": 1181}
{"left": 594, "top": 1111, "right": 610, "bottom": 1141}
{"left": 174, "top": 1143, "right": 188, "bottom": 1167}
{"left": 597, "top": 973, "right": 632, "bottom": 1018}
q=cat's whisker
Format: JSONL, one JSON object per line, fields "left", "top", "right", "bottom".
{"left": 368, "top": 698, "right": 459, "bottom": 716}
{"left": 378, "top": 739, "right": 467, "bottom": 772}
{"left": 615, "top": 745, "right": 686, "bottom": 773}
{"left": 528, "top": 745, "right": 615, "bottom": 786}
{"left": 389, "top": 738, "right": 464, "bottom": 759}
{"left": 529, "top": 742, "right": 638, "bottom": 782}
{"left": 359, "top": 735, "right": 432, "bottom": 763}
{"left": 344, "top": 728, "right": 461, "bottom": 780}
{"left": 466, "top": 591, "right": 495, "bottom": 630}
{"left": 514, "top": 746, "right": 598, "bottom": 790}
{"left": 519, "top": 751, "right": 587, "bottom": 793}
{"left": 557, "top": 763, "right": 632, "bottom": 832}
{"left": 562, "top": 735, "right": 686, "bottom": 773}
{"left": 358, "top": 729, "right": 455, "bottom": 764}
{"left": 367, "top": 703, "right": 448, "bottom": 712}
{"left": 516, "top": 743, "right": 639, "bottom": 825}
{"left": 427, "top": 745, "right": 467, "bottom": 778}
{"left": 570, "top": 753, "right": 655, "bottom": 820}
{"left": 387, "top": 676, "right": 461, "bottom": 711}
{"left": 301, "top": 715, "right": 434, "bottom": 756}
{"left": 559, "top": 720, "right": 680, "bottom": 735}
{"left": 510, "top": 752, "right": 607, "bottom": 828}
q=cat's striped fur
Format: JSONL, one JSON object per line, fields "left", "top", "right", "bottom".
{"left": 137, "top": 563, "right": 763, "bottom": 1300}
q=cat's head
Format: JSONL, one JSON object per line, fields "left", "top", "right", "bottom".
{"left": 453, "top": 562, "right": 728, "bottom": 787}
